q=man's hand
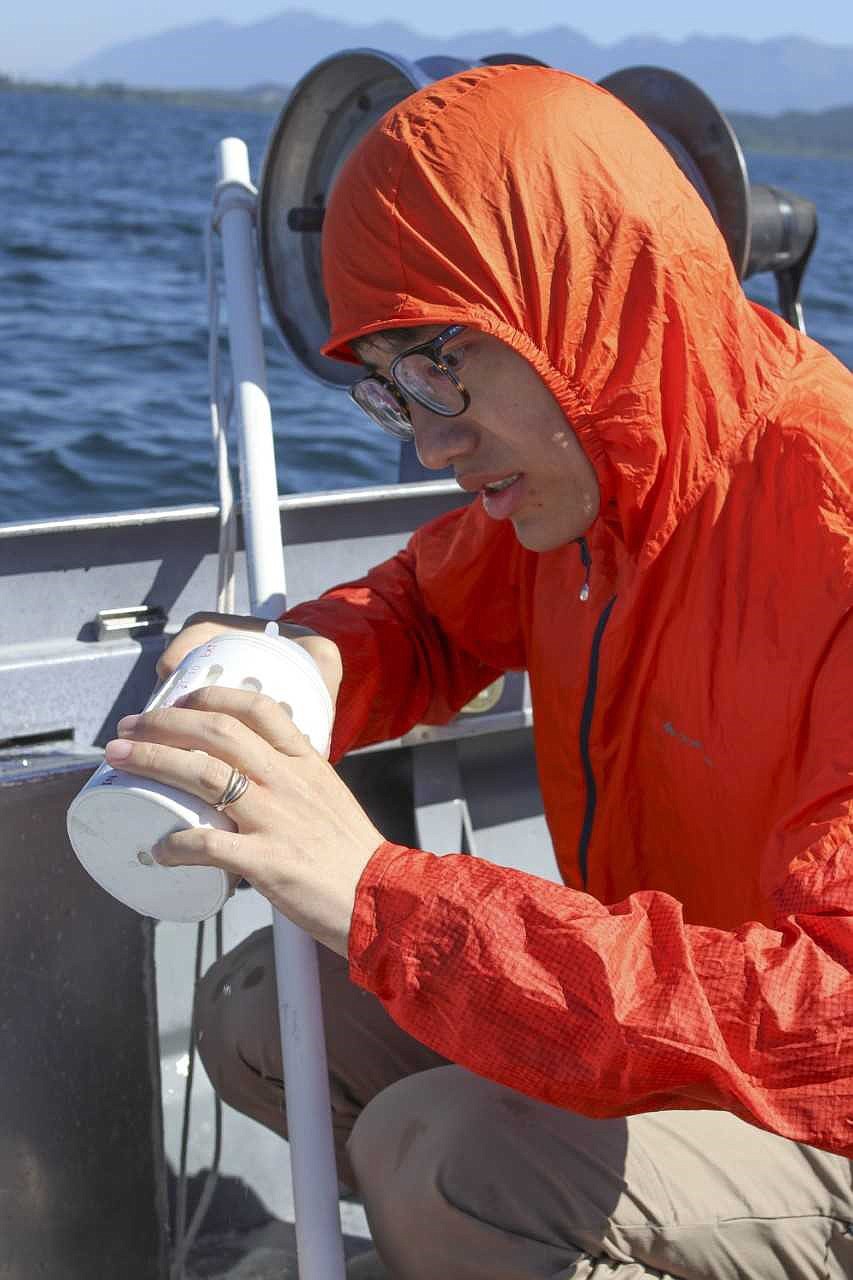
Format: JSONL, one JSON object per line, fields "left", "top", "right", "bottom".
{"left": 104, "top": 685, "right": 383, "bottom": 956}
{"left": 156, "top": 612, "right": 343, "bottom": 709}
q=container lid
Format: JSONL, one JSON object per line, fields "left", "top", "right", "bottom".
{"left": 67, "top": 780, "right": 232, "bottom": 923}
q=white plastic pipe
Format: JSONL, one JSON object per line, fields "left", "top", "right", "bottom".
{"left": 214, "top": 136, "right": 347, "bottom": 1280}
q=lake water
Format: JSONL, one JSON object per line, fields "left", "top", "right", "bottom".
{"left": 1, "top": 88, "right": 851, "bottom": 524}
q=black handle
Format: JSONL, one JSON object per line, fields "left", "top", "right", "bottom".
{"left": 745, "top": 184, "right": 818, "bottom": 333}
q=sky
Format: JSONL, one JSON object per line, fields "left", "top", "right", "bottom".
{"left": 5, "top": 1, "right": 853, "bottom": 78}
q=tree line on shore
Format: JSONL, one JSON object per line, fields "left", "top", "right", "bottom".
{"left": 2, "top": 74, "right": 851, "bottom": 159}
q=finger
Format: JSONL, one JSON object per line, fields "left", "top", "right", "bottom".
{"left": 277, "top": 623, "right": 319, "bottom": 639}
{"left": 173, "top": 685, "right": 315, "bottom": 757}
{"left": 104, "top": 736, "right": 257, "bottom": 818}
{"left": 156, "top": 625, "right": 219, "bottom": 681}
{"left": 292, "top": 635, "right": 342, "bottom": 703}
{"left": 155, "top": 614, "right": 265, "bottom": 680}
{"left": 115, "top": 704, "right": 276, "bottom": 780}
{"left": 154, "top": 824, "right": 250, "bottom": 876}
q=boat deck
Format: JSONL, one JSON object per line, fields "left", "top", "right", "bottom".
{"left": 0, "top": 486, "right": 555, "bottom": 1278}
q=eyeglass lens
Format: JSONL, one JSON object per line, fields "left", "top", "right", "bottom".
{"left": 393, "top": 353, "right": 466, "bottom": 414}
{"left": 351, "top": 379, "right": 414, "bottom": 440}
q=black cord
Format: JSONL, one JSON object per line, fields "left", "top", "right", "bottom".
{"left": 170, "top": 910, "right": 225, "bottom": 1280}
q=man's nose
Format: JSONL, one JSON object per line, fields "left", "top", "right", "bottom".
{"left": 411, "top": 406, "right": 477, "bottom": 471}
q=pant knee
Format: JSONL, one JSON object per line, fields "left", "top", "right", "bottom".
{"left": 348, "top": 1066, "right": 589, "bottom": 1279}
{"left": 347, "top": 1064, "right": 501, "bottom": 1202}
{"left": 193, "top": 927, "right": 284, "bottom": 1131}
{"left": 347, "top": 1067, "right": 466, "bottom": 1271}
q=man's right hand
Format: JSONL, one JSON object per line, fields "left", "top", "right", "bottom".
{"left": 155, "top": 612, "right": 343, "bottom": 707}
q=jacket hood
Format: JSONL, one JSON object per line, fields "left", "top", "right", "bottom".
{"left": 320, "top": 65, "right": 797, "bottom": 557}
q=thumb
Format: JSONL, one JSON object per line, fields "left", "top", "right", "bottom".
{"left": 292, "top": 635, "right": 343, "bottom": 705}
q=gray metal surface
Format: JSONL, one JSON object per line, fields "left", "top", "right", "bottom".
{"left": 0, "top": 482, "right": 472, "bottom": 751}
{"left": 0, "top": 759, "right": 169, "bottom": 1279}
{"left": 0, "top": 482, "right": 533, "bottom": 758}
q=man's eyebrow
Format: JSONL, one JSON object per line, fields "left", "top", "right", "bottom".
{"left": 350, "top": 340, "right": 384, "bottom": 367}
{"left": 350, "top": 344, "right": 380, "bottom": 372}
{"left": 355, "top": 344, "right": 397, "bottom": 362}
{"left": 351, "top": 345, "right": 400, "bottom": 373}
{"left": 353, "top": 327, "right": 432, "bottom": 360}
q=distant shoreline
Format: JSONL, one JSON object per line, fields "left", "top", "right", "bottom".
{"left": 3, "top": 76, "right": 852, "bottom": 159}
{"left": 0, "top": 76, "right": 285, "bottom": 115}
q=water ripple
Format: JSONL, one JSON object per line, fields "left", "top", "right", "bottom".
{"left": 0, "top": 90, "right": 849, "bottom": 524}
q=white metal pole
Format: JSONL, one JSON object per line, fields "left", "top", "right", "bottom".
{"left": 213, "top": 136, "right": 347, "bottom": 1280}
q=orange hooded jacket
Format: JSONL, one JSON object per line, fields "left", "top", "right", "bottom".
{"left": 284, "top": 66, "right": 853, "bottom": 1154}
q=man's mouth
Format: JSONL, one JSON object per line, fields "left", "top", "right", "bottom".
{"left": 482, "top": 473, "right": 521, "bottom": 493}
{"left": 479, "top": 473, "right": 527, "bottom": 520}
{"left": 455, "top": 471, "right": 522, "bottom": 494}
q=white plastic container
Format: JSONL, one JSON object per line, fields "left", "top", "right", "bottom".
{"left": 67, "top": 623, "right": 333, "bottom": 922}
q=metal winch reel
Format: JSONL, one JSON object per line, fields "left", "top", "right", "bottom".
{"left": 258, "top": 52, "right": 818, "bottom": 394}
{"left": 258, "top": 49, "right": 546, "bottom": 387}
{"left": 598, "top": 66, "right": 817, "bottom": 332}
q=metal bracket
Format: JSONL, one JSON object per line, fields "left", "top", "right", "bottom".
{"left": 96, "top": 605, "right": 167, "bottom": 642}
{"left": 413, "top": 739, "right": 478, "bottom": 856}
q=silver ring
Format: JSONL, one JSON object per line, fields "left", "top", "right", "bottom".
{"left": 213, "top": 765, "right": 250, "bottom": 812}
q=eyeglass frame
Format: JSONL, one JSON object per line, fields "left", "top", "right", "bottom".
{"left": 349, "top": 323, "right": 471, "bottom": 440}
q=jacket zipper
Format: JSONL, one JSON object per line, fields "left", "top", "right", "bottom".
{"left": 578, "top": 536, "right": 592, "bottom": 602}
{"left": 576, "top": 538, "right": 617, "bottom": 887}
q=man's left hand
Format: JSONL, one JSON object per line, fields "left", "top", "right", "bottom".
{"left": 104, "top": 685, "right": 384, "bottom": 955}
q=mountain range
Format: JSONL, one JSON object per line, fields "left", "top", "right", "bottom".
{"left": 64, "top": 11, "right": 853, "bottom": 115}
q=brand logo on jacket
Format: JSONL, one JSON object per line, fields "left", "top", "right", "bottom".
{"left": 662, "top": 720, "right": 714, "bottom": 768}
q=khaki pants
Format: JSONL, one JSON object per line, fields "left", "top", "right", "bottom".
{"left": 195, "top": 927, "right": 853, "bottom": 1279}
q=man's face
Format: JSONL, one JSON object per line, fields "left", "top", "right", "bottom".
{"left": 355, "top": 327, "right": 600, "bottom": 552}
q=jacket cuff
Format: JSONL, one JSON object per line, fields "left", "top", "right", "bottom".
{"left": 348, "top": 840, "right": 418, "bottom": 987}
{"left": 279, "top": 601, "right": 373, "bottom": 762}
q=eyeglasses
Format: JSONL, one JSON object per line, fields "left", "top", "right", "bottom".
{"left": 349, "top": 324, "right": 470, "bottom": 441}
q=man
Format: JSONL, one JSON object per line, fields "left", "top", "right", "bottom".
{"left": 108, "top": 67, "right": 853, "bottom": 1277}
